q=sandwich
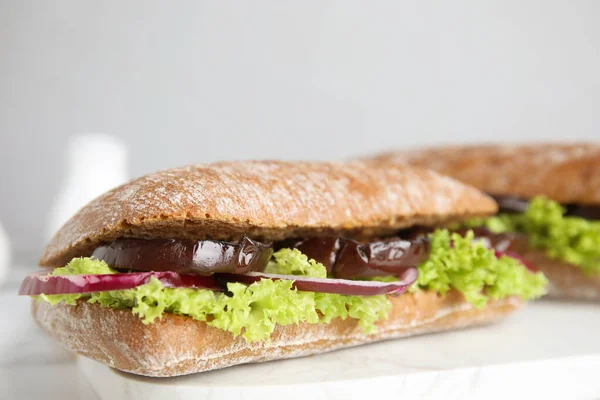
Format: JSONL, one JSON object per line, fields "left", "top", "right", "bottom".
{"left": 19, "top": 160, "right": 546, "bottom": 377}
{"left": 369, "top": 143, "right": 600, "bottom": 299}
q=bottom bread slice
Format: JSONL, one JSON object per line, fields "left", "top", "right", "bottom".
{"left": 32, "top": 290, "right": 522, "bottom": 377}
{"left": 518, "top": 249, "right": 600, "bottom": 300}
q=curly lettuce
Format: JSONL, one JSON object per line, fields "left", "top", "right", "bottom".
{"left": 414, "top": 230, "right": 547, "bottom": 308}
{"left": 466, "top": 197, "right": 600, "bottom": 275}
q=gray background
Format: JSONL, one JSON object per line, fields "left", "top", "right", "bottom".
{"left": 1, "top": 1, "right": 599, "bottom": 254}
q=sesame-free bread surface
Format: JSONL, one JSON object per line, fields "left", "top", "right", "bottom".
{"left": 32, "top": 290, "right": 522, "bottom": 377}
{"left": 40, "top": 160, "right": 497, "bottom": 267}
{"left": 524, "top": 251, "right": 600, "bottom": 300}
{"left": 506, "top": 239, "right": 600, "bottom": 300}
{"left": 370, "top": 143, "right": 600, "bottom": 205}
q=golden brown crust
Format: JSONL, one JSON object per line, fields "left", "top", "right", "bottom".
{"left": 40, "top": 160, "right": 497, "bottom": 267}
{"left": 369, "top": 143, "right": 600, "bottom": 205}
{"left": 32, "top": 290, "right": 522, "bottom": 377}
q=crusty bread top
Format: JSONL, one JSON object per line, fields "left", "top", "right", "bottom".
{"left": 370, "top": 143, "right": 600, "bottom": 205}
{"left": 40, "top": 160, "right": 496, "bottom": 267}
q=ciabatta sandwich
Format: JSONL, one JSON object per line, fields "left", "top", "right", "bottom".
{"left": 20, "top": 160, "right": 546, "bottom": 377}
{"left": 370, "top": 143, "right": 599, "bottom": 299}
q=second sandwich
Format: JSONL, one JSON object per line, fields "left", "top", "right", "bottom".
{"left": 370, "top": 143, "right": 600, "bottom": 299}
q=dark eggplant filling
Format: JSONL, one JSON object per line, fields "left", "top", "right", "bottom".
{"left": 91, "top": 229, "right": 520, "bottom": 279}
{"left": 277, "top": 237, "right": 429, "bottom": 279}
{"left": 92, "top": 236, "right": 273, "bottom": 276}
{"left": 491, "top": 194, "right": 600, "bottom": 220}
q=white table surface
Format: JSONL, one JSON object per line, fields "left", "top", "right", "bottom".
{"left": 2, "top": 264, "right": 600, "bottom": 400}
{"left": 1, "top": 264, "right": 99, "bottom": 399}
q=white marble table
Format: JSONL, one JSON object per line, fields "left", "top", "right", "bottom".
{"left": 2, "top": 265, "right": 600, "bottom": 400}
{"left": 0, "top": 265, "right": 98, "bottom": 399}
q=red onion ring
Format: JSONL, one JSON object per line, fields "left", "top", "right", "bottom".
{"left": 19, "top": 267, "right": 418, "bottom": 297}
{"left": 219, "top": 267, "right": 418, "bottom": 296}
{"left": 19, "top": 271, "right": 223, "bottom": 296}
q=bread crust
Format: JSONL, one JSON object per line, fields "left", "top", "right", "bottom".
{"left": 514, "top": 247, "right": 600, "bottom": 300}
{"left": 32, "top": 290, "right": 521, "bottom": 377}
{"left": 369, "top": 143, "right": 600, "bottom": 205}
{"left": 40, "top": 160, "right": 496, "bottom": 267}
{"left": 493, "top": 236, "right": 600, "bottom": 299}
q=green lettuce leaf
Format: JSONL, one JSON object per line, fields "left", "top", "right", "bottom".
{"left": 265, "top": 248, "right": 327, "bottom": 277}
{"left": 413, "top": 230, "right": 547, "bottom": 307}
{"left": 465, "top": 197, "right": 600, "bottom": 275}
